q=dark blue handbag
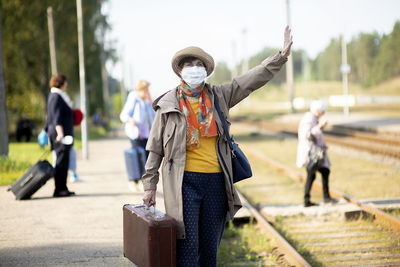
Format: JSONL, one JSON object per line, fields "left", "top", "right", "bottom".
{"left": 214, "top": 97, "right": 252, "bottom": 183}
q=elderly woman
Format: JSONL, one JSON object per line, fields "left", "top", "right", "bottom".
{"left": 296, "top": 100, "right": 337, "bottom": 207}
{"left": 46, "top": 74, "right": 75, "bottom": 197}
{"left": 142, "top": 27, "right": 292, "bottom": 266}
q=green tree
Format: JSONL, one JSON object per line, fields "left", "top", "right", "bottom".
{"left": 207, "top": 61, "right": 232, "bottom": 85}
{"left": 312, "top": 38, "right": 342, "bottom": 81}
{"left": 1, "top": 0, "right": 115, "bottom": 132}
{"left": 370, "top": 21, "right": 400, "bottom": 85}
{"left": 348, "top": 32, "right": 380, "bottom": 86}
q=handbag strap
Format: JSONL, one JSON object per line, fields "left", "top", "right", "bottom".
{"left": 213, "top": 96, "right": 235, "bottom": 153}
{"left": 39, "top": 149, "right": 52, "bottom": 161}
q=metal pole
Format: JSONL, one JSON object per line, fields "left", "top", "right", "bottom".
{"left": 231, "top": 40, "right": 237, "bottom": 78}
{"left": 242, "top": 28, "right": 250, "bottom": 106}
{"left": 47, "top": 7, "right": 58, "bottom": 75}
{"left": 76, "top": 0, "right": 89, "bottom": 159}
{"left": 286, "top": 0, "right": 295, "bottom": 113}
{"left": 341, "top": 35, "right": 349, "bottom": 116}
{"left": 100, "top": 30, "right": 110, "bottom": 119}
{"left": 120, "top": 49, "right": 127, "bottom": 104}
{"left": 101, "top": 49, "right": 110, "bottom": 119}
{"left": 241, "top": 28, "right": 248, "bottom": 74}
{"left": 129, "top": 63, "right": 134, "bottom": 91}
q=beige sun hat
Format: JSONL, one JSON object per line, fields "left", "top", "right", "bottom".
{"left": 171, "top": 46, "right": 215, "bottom": 77}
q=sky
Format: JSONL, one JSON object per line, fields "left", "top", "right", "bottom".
{"left": 104, "top": 0, "right": 400, "bottom": 98}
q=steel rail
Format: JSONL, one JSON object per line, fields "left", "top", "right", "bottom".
{"left": 236, "top": 191, "right": 311, "bottom": 267}
{"left": 245, "top": 120, "right": 400, "bottom": 159}
{"left": 259, "top": 120, "right": 400, "bottom": 146}
{"left": 246, "top": 148, "right": 400, "bottom": 234}
{"left": 325, "top": 128, "right": 400, "bottom": 146}
{"left": 323, "top": 135, "right": 400, "bottom": 159}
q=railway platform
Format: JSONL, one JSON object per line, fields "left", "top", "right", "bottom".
{"left": 0, "top": 137, "right": 142, "bottom": 266}
{"left": 0, "top": 135, "right": 252, "bottom": 267}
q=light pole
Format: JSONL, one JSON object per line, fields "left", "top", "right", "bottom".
{"left": 286, "top": 0, "right": 295, "bottom": 113}
{"left": 231, "top": 40, "right": 237, "bottom": 78}
{"left": 76, "top": 0, "right": 89, "bottom": 159}
{"left": 47, "top": 7, "right": 58, "bottom": 75}
{"left": 242, "top": 28, "right": 250, "bottom": 106}
{"left": 341, "top": 35, "right": 350, "bottom": 116}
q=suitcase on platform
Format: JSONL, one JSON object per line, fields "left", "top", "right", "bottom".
{"left": 123, "top": 204, "right": 176, "bottom": 267}
{"left": 124, "top": 147, "right": 146, "bottom": 181}
{"left": 8, "top": 160, "right": 54, "bottom": 200}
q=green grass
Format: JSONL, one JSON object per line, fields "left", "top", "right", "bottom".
{"left": 217, "top": 220, "right": 278, "bottom": 266}
{"left": 0, "top": 125, "right": 109, "bottom": 186}
{"left": 0, "top": 143, "right": 52, "bottom": 186}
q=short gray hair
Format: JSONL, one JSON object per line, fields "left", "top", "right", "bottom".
{"left": 310, "top": 100, "right": 327, "bottom": 114}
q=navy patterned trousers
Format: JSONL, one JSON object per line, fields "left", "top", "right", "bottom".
{"left": 177, "top": 171, "right": 228, "bottom": 267}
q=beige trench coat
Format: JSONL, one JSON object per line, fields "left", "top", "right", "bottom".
{"left": 142, "top": 52, "right": 287, "bottom": 239}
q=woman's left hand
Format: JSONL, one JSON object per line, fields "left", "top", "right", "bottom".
{"left": 143, "top": 189, "right": 156, "bottom": 207}
{"left": 282, "top": 26, "right": 293, "bottom": 58}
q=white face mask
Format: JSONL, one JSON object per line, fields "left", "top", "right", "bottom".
{"left": 181, "top": 66, "right": 207, "bottom": 88}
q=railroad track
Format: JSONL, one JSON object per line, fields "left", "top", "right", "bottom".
{"left": 237, "top": 149, "right": 400, "bottom": 266}
{"left": 239, "top": 187, "right": 400, "bottom": 266}
{"left": 236, "top": 143, "right": 400, "bottom": 266}
{"left": 240, "top": 119, "right": 400, "bottom": 159}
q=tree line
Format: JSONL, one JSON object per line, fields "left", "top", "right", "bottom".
{"left": 1, "top": 0, "right": 117, "bottom": 132}
{"left": 209, "top": 20, "right": 400, "bottom": 87}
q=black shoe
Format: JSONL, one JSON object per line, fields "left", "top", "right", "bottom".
{"left": 304, "top": 201, "right": 319, "bottom": 207}
{"left": 53, "top": 190, "right": 76, "bottom": 197}
{"left": 324, "top": 197, "right": 339, "bottom": 204}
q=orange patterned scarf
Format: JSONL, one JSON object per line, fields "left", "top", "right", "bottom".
{"left": 177, "top": 81, "right": 218, "bottom": 150}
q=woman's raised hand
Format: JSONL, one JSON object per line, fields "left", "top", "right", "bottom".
{"left": 282, "top": 26, "right": 293, "bottom": 58}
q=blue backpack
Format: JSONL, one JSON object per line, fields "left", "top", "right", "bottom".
{"left": 38, "top": 129, "right": 49, "bottom": 147}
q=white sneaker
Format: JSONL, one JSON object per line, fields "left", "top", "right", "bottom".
{"left": 69, "top": 174, "right": 83, "bottom": 183}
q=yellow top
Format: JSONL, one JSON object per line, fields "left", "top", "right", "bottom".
{"left": 184, "top": 100, "right": 222, "bottom": 173}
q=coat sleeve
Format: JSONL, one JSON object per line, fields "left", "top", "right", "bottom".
{"left": 120, "top": 92, "right": 136, "bottom": 123}
{"left": 142, "top": 109, "right": 165, "bottom": 191}
{"left": 217, "top": 51, "right": 287, "bottom": 109}
{"left": 49, "top": 95, "right": 64, "bottom": 126}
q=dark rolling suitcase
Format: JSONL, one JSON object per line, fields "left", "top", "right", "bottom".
{"left": 124, "top": 147, "right": 146, "bottom": 181}
{"left": 123, "top": 204, "right": 176, "bottom": 267}
{"left": 8, "top": 160, "right": 54, "bottom": 200}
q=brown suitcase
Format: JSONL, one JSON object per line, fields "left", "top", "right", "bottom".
{"left": 123, "top": 204, "right": 176, "bottom": 267}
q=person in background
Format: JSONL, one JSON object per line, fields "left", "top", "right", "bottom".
{"left": 52, "top": 146, "right": 83, "bottom": 183}
{"left": 296, "top": 100, "right": 338, "bottom": 207}
{"left": 141, "top": 27, "right": 292, "bottom": 266}
{"left": 16, "top": 113, "right": 35, "bottom": 142}
{"left": 120, "top": 80, "right": 155, "bottom": 191}
{"left": 45, "top": 74, "right": 75, "bottom": 197}
{"left": 68, "top": 146, "right": 83, "bottom": 182}
{"left": 92, "top": 108, "right": 107, "bottom": 129}
{"left": 52, "top": 108, "right": 83, "bottom": 183}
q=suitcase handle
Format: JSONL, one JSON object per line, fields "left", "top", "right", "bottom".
{"left": 20, "top": 173, "right": 34, "bottom": 187}
{"left": 132, "top": 204, "right": 156, "bottom": 214}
